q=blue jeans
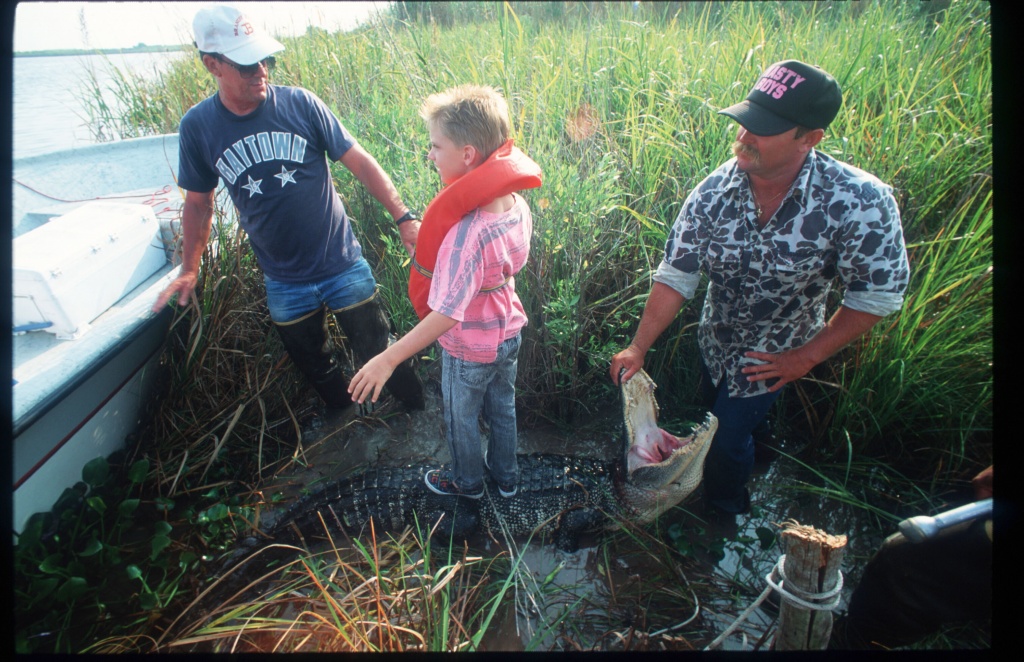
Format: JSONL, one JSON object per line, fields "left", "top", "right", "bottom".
{"left": 699, "top": 361, "right": 783, "bottom": 513}
{"left": 441, "top": 333, "right": 521, "bottom": 491}
{"left": 264, "top": 258, "right": 377, "bottom": 323}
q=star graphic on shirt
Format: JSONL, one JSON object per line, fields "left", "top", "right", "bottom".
{"left": 274, "top": 166, "right": 297, "bottom": 187}
{"left": 241, "top": 175, "right": 263, "bottom": 197}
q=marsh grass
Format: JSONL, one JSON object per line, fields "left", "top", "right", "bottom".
{"left": 135, "top": 199, "right": 302, "bottom": 488}
{"left": 520, "top": 518, "right": 707, "bottom": 651}
{"left": 79, "top": 51, "right": 200, "bottom": 142}
{"left": 87, "top": 1, "right": 991, "bottom": 469}
{"left": 50, "top": 0, "right": 993, "bottom": 652}
{"left": 136, "top": 511, "right": 705, "bottom": 653}
{"left": 92, "top": 519, "right": 505, "bottom": 653}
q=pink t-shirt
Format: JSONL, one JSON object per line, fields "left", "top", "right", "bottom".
{"left": 428, "top": 194, "right": 533, "bottom": 363}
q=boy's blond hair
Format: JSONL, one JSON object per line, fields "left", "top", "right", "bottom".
{"left": 419, "top": 84, "right": 510, "bottom": 161}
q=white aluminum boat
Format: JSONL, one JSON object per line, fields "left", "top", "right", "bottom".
{"left": 11, "top": 134, "right": 183, "bottom": 534}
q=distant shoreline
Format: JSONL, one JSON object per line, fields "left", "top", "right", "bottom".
{"left": 15, "top": 45, "right": 188, "bottom": 58}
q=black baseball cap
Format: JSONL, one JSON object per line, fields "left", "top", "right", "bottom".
{"left": 718, "top": 60, "right": 843, "bottom": 136}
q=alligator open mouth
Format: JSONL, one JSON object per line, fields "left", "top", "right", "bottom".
{"left": 628, "top": 423, "right": 700, "bottom": 471}
{"left": 620, "top": 369, "right": 717, "bottom": 520}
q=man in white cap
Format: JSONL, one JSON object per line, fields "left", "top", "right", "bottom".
{"left": 610, "top": 60, "right": 910, "bottom": 516}
{"left": 154, "top": 4, "right": 424, "bottom": 413}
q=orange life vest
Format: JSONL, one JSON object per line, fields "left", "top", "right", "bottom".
{"left": 408, "top": 139, "right": 543, "bottom": 320}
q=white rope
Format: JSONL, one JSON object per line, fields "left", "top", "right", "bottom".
{"left": 650, "top": 597, "right": 701, "bottom": 637}
{"left": 650, "top": 565, "right": 701, "bottom": 637}
{"left": 703, "top": 584, "right": 774, "bottom": 650}
{"left": 765, "top": 554, "right": 844, "bottom": 611}
{"left": 704, "top": 554, "right": 844, "bottom": 650}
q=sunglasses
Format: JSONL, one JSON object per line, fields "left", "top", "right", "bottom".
{"left": 217, "top": 55, "right": 276, "bottom": 78}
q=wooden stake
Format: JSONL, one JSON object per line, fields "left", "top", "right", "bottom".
{"left": 772, "top": 520, "right": 847, "bottom": 650}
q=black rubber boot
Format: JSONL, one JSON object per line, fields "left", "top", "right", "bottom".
{"left": 333, "top": 293, "right": 425, "bottom": 410}
{"left": 274, "top": 308, "right": 352, "bottom": 410}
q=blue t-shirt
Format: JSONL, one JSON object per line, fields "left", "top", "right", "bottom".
{"left": 178, "top": 85, "right": 362, "bottom": 282}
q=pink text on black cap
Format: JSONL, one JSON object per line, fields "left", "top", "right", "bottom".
{"left": 752, "top": 64, "right": 808, "bottom": 100}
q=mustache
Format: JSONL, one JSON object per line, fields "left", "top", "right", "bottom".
{"left": 732, "top": 141, "right": 760, "bottom": 162}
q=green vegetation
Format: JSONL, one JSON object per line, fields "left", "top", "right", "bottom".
{"left": 13, "top": 456, "right": 217, "bottom": 653}
{"left": 148, "top": 522, "right": 514, "bottom": 653}
{"left": 16, "top": 0, "right": 990, "bottom": 653}
{"left": 89, "top": 0, "right": 990, "bottom": 470}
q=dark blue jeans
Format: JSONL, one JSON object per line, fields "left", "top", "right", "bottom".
{"left": 699, "top": 361, "right": 783, "bottom": 513}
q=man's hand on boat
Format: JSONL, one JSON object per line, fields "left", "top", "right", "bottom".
{"left": 152, "top": 272, "right": 199, "bottom": 311}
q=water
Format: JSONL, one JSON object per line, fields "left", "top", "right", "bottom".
{"left": 12, "top": 51, "right": 185, "bottom": 160}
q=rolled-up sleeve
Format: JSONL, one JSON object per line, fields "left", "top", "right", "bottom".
{"left": 842, "top": 290, "right": 906, "bottom": 317}
{"left": 656, "top": 187, "right": 715, "bottom": 299}
{"left": 837, "top": 185, "right": 910, "bottom": 318}
{"left": 653, "top": 261, "right": 701, "bottom": 299}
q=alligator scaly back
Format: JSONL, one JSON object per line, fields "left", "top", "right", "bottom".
{"left": 249, "top": 369, "right": 715, "bottom": 553}
{"left": 219, "top": 368, "right": 717, "bottom": 575}
{"left": 267, "top": 465, "right": 462, "bottom": 540}
{"left": 261, "top": 454, "right": 620, "bottom": 552}
{"left": 187, "top": 370, "right": 716, "bottom": 637}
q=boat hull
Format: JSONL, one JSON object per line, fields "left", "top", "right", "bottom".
{"left": 13, "top": 307, "right": 172, "bottom": 533}
{"left": 12, "top": 135, "right": 182, "bottom": 534}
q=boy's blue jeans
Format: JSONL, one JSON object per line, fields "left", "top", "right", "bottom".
{"left": 699, "top": 361, "right": 783, "bottom": 513}
{"left": 441, "top": 333, "right": 521, "bottom": 492}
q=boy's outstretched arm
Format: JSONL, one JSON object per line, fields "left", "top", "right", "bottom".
{"left": 348, "top": 311, "right": 457, "bottom": 404}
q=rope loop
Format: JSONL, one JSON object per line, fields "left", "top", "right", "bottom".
{"left": 704, "top": 554, "right": 844, "bottom": 650}
{"left": 13, "top": 179, "right": 177, "bottom": 208}
{"left": 765, "top": 554, "right": 844, "bottom": 611}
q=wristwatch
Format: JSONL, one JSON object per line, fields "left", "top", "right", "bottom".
{"left": 396, "top": 210, "right": 420, "bottom": 225}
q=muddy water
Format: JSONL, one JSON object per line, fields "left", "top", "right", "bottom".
{"left": 680, "top": 452, "right": 890, "bottom": 650}
{"left": 253, "top": 366, "right": 886, "bottom": 651}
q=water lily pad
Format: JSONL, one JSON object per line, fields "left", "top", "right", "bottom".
{"left": 81, "top": 457, "right": 110, "bottom": 488}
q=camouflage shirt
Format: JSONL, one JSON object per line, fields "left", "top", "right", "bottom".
{"left": 654, "top": 150, "right": 910, "bottom": 398}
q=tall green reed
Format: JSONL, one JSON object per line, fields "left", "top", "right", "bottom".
{"left": 826, "top": 182, "right": 992, "bottom": 464}
{"left": 94, "top": 0, "right": 991, "bottom": 474}
{"left": 777, "top": 0, "right": 992, "bottom": 468}
{"left": 81, "top": 51, "right": 213, "bottom": 141}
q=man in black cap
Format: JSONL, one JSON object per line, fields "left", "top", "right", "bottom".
{"left": 153, "top": 4, "right": 424, "bottom": 415}
{"left": 610, "top": 60, "right": 910, "bottom": 515}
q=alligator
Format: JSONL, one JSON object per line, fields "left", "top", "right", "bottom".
{"left": 257, "top": 369, "right": 717, "bottom": 552}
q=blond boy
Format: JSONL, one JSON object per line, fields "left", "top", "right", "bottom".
{"left": 349, "top": 85, "right": 534, "bottom": 499}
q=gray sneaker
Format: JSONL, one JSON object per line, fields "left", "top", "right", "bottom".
{"left": 424, "top": 468, "right": 483, "bottom": 499}
{"left": 495, "top": 482, "right": 517, "bottom": 498}
{"left": 483, "top": 450, "right": 517, "bottom": 497}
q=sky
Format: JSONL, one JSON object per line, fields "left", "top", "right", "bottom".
{"left": 12, "top": 1, "right": 391, "bottom": 52}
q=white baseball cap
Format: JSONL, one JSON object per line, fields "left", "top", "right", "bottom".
{"left": 193, "top": 4, "right": 284, "bottom": 65}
